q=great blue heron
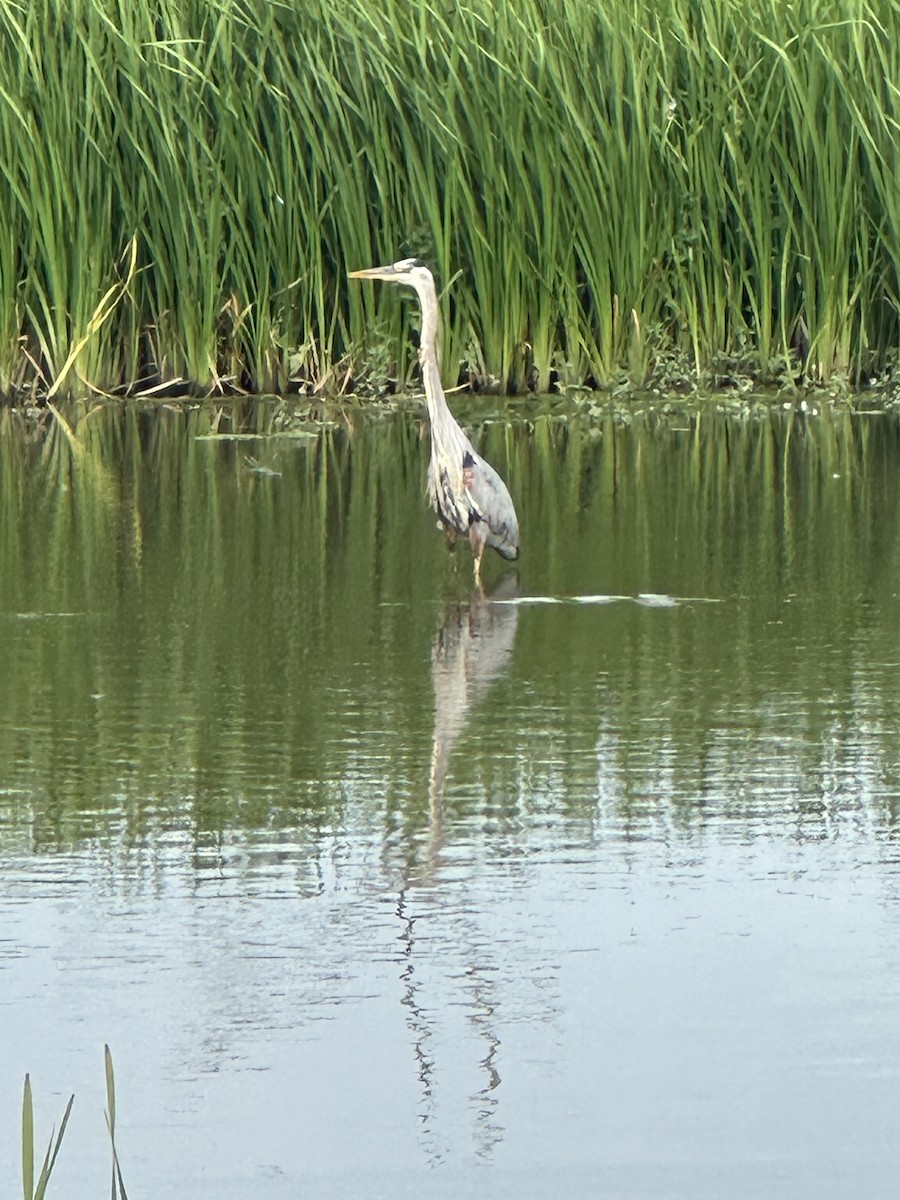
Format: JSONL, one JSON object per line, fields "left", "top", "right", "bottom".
{"left": 348, "top": 258, "right": 520, "bottom": 582}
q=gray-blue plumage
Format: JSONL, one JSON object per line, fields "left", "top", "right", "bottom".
{"left": 349, "top": 258, "right": 520, "bottom": 581}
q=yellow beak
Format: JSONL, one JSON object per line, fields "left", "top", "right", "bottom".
{"left": 347, "top": 265, "right": 400, "bottom": 281}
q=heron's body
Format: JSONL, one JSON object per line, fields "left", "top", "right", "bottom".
{"left": 349, "top": 258, "right": 519, "bottom": 581}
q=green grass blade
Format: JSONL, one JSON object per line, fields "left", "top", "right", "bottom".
{"left": 34, "top": 1094, "right": 74, "bottom": 1200}
{"left": 22, "top": 1075, "right": 33, "bottom": 1200}
{"left": 22, "top": 1073, "right": 74, "bottom": 1200}
{"left": 104, "top": 1044, "right": 128, "bottom": 1200}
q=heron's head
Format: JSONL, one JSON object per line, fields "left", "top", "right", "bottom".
{"left": 348, "top": 257, "right": 434, "bottom": 292}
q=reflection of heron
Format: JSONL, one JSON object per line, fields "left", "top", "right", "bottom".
{"left": 395, "top": 573, "right": 519, "bottom": 1162}
{"left": 348, "top": 258, "right": 520, "bottom": 583}
{"left": 428, "top": 574, "right": 520, "bottom": 839}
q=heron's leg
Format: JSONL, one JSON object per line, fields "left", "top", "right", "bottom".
{"left": 468, "top": 523, "right": 486, "bottom": 586}
{"left": 471, "top": 535, "right": 486, "bottom": 589}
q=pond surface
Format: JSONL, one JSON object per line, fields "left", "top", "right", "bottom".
{"left": 2, "top": 396, "right": 900, "bottom": 1198}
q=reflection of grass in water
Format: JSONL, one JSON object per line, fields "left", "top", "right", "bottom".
{"left": 22, "top": 1046, "right": 127, "bottom": 1200}
{"left": 3, "top": 398, "right": 900, "bottom": 848}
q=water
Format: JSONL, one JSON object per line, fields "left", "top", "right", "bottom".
{"left": 2, "top": 397, "right": 900, "bottom": 1198}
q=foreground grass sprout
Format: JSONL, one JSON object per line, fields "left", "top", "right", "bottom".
{"left": 21, "top": 1075, "right": 73, "bottom": 1200}
{"left": 104, "top": 1044, "right": 128, "bottom": 1200}
{"left": 20, "top": 1046, "right": 127, "bottom": 1200}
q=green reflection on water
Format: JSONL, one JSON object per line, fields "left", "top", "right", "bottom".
{"left": 2, "top": 399, "right": 900, "bottom": 856}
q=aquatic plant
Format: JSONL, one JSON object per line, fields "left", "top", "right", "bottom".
{"left": 105, "top": 1045, "right": 129, "bottom": 1200}
{"left": 21, "top": 1075, "right": 72, "bottom": 1200}
{"left": 0, "top": 0, "right": 898, "bottom": 398}
{"left": 19, "top": 1046, "right": 127, "bottom": 1200}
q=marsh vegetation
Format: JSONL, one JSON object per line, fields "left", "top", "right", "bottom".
{"left": 0, "top": 0, "right": 898, "bottom": 402}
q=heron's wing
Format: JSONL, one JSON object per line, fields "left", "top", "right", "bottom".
{"left": 427, "top": 433, "right": 519, "bottom": 559}
{"left": 465, "top": 457, "right": 519, "bottom": 559}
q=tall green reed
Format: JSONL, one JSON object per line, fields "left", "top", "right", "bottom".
{"left": 0, "top": 0, "right": 898, "bottom": 399}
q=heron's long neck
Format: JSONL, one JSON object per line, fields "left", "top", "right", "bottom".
{"left": 413, "top": 275, "right": 467, "bottom": 457}
{"left": 418, "top": 290, "right": 439, "bottom": 369}
{"left": 421, "top": 348, "right": 469, "bottom": 465}
{"left": 420, "top": 348, "right": 451, "bottom": 423}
